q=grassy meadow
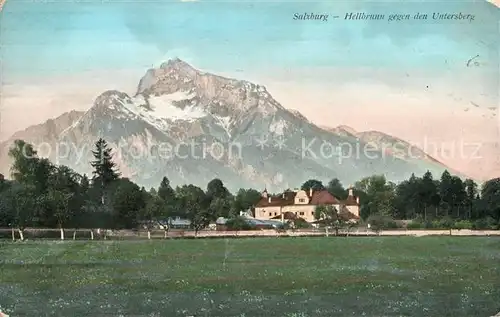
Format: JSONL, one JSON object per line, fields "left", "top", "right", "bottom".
{"left": 0, "top": 237, "right": 499, "bottom": 316}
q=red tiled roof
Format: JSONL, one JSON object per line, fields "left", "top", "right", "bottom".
{"left": 310, "top": 190, "right": 340, "bottom": 205}
{"left": 339, "top": 205, "right": 360, "bottom": 220}
{"left": 255, "top": 189, "right": 357, "bottom": 207}
{"left": 343, "top": 196, "right": 358, "bottom": 206}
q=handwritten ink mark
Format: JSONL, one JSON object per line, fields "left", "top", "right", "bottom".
{"left": 466, "top": 55, "right": 480, "bottom": 67}
{"left": 470, "top": 101, "right": 480, "bottom": 108}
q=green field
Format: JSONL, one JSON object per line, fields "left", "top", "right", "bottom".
{"left": 1, "top": 237, "right": 499, "bottom": 316}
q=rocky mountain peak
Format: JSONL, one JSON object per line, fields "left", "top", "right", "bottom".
{"left": 336, "top": 125, "right": 358, "bottom": 135}
{"left": 136, "top": 59, "right": 201, "bottom": 96}
{"left": 133, "top": 59, "right": 282, "bottom": 120}
{"left": 91, "top": 90, "right": 133, "bottom": 116}
{"left": 159, "top": 58, "right": 197, "bottom": 74}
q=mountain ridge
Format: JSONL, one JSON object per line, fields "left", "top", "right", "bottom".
{"left": 319, "top": 125, "right": 467, "bottom": 179}
{"left": 0, "top": 59, "right": 468, "bottom": 191}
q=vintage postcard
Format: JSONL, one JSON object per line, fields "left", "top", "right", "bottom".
{"left": 0, "top": 0, "right": 499, "bottom": 316}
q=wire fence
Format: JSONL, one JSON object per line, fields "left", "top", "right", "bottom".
{"left": 0, "top": 227, "right": 499, "bottom": 241}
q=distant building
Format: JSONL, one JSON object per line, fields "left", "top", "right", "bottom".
{"left": 254, "top": 187, "right": 360, "bottom": 223}
{"left": 215, "top": 216, "right": 283, "bottom": 231}
{"left": 157, "top": 217, "right": 191, "bottom": 229}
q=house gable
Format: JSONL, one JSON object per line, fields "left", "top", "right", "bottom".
{"left": 294, "top": 190, "right": 309, "bottom": 204}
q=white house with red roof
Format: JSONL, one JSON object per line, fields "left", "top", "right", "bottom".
{"left": 254, "top": 187, "right": 360, "bottom": 223}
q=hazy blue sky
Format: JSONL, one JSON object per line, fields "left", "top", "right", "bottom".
{"left": 1, "top": 0, "right": 498, "bottom": 78}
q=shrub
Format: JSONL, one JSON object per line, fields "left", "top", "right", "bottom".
{"left": 438, "top": 217, "right": 455, "bottom": 229}
{"left": 452, "top": 220, "right": 473, "bottom": 230}
{"left": 385, "top": 220, "right": 400, "bottom": 229}
{"left": 473, "top": 217, "right": 499, "bottom": 230}
{"left": 225, "top": 217, "right": 256, "bottom": 231}
{"left": 430, "top": 217, "right": 454, "bottom": 229}
{"left": 293, "top": 218, "right": 312, "bottom": 229}
{"left": 367, "top": 214, "right": 395, "bottom": 232}
{"left": 423, "top": 221, "right": 434, "bottom": 229}
{"left": 406, "top": 221, "right": 422, "bottom": 229}
{"left": 429, "top": 220, "right": 440, "bottom": 229}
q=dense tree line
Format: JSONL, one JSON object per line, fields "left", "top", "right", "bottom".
{"left": 0, "top": 139, "right": 499, "bottom": 239}
{"left": 0, "top": 139, "right": 261, "bottom": 239}
{"left": 302, "top": 172, "right": 500, "bottom": 230}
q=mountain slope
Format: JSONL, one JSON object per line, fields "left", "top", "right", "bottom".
{"left": 321, "top": 125, "right": 468, "bottom": 179}
{"left": 0, "top": 59, "right": 459, "bottom": 191}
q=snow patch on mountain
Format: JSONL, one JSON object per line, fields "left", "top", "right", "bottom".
{"left": 87, "top": 90, "right": 207, "bottom": 133}
{"left": 145, "top": 92, "right": 203, "bottom": 121}
{"left": 213, "top": 115, "right": 232, "bottom": 137}
{"left": 269, "top": 119, "right": 288, "bottom": 135}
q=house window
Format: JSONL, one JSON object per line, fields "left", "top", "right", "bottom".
{"left": 311, "top": 211, "right": 314, "bottom": 215}
{"left": 274, "top": 212, "right": 277, "bottom": 216}
{"left": 299, "top": 212, "right": 304, "bottom": 216}
{"left": 269, "top": 212, "right": 272, "bottom": 216}
{"left": 299, "top": 198, "right": 305, "bottom": 203}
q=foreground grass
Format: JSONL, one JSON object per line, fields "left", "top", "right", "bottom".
{"left": 0, "top": 237, "right": 499, "bottom": 316}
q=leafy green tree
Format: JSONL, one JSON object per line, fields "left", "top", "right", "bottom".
{"left": 8, "top": 140, "right": 37, "bottom": 184}
{"left": 418, "top": 171, "right": 440, "bottom": 220}
{"left": 36, "top": 165, "right": 82, "bottom": 229}
{"left": 355, "top": 175, "right": 395, "bottom": 219}
{"left": 439, "top": 170, "right": 453, "bottom": 217}
{"left": 157, "top": 176, "right": 177, "bottom": 217}
{"left": 301, "top": 179, "right": 325, "bottom": 191}
{"left": 326, "top": 178, "right": 347, "bottom": 200}
{"left": 149, "top": 187, "right": 157, "bottom": 196}
{"left": 142, "top": 195, "right": 165, "bottom": 239}
{"left": 449, "top": 176, "right": 466, "bottom": 218}
{"left": 209, "top": 196, "right": 232, "bottom": 218}
{"left": 206, "top": 178, "right": 230, "bottom": 199}
{"left": 0, "top": 174, "right": 7, "bottom": 193}
{"left": 8, "top": 140, "right": 54, "bottom": 195}
{"left": 206, "top": 179, "right": 232, "bottom": 218}
{"left": 464, "top": 178, "right": 478, "bottom": 219}
{"left": 481, "top": 178, "right": 500, "bottom": 221}
{"left": 314, "top": 205, "right": 345, "bottom": 236}
{"left": 176, "top": 185, "right": 211, "bottom": 234}
{"left": 110, "top": 178, "right": 146, "bottom": 229}
{"left": 1, "top": 184, "right": 37, "bottom": 240}
{"left": 231, "top": 188, "right": 261, "bottom": 216}
{"left": 90, "top": 138, "right": 120, "bottom": 204}
{"left": 158, "top": 177, "right": 175, "bottom": 200}
{"left": 80, "top": 174, "right": 90, "bottom": 193}
{"left": 0, "top": 188, "right": 14, "bottom": 230}
{"left": 394, "top": 175, "right": 418, "bottom": 219}
{"left": 45, "top": 188, "right": 74, "bottom": 239}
